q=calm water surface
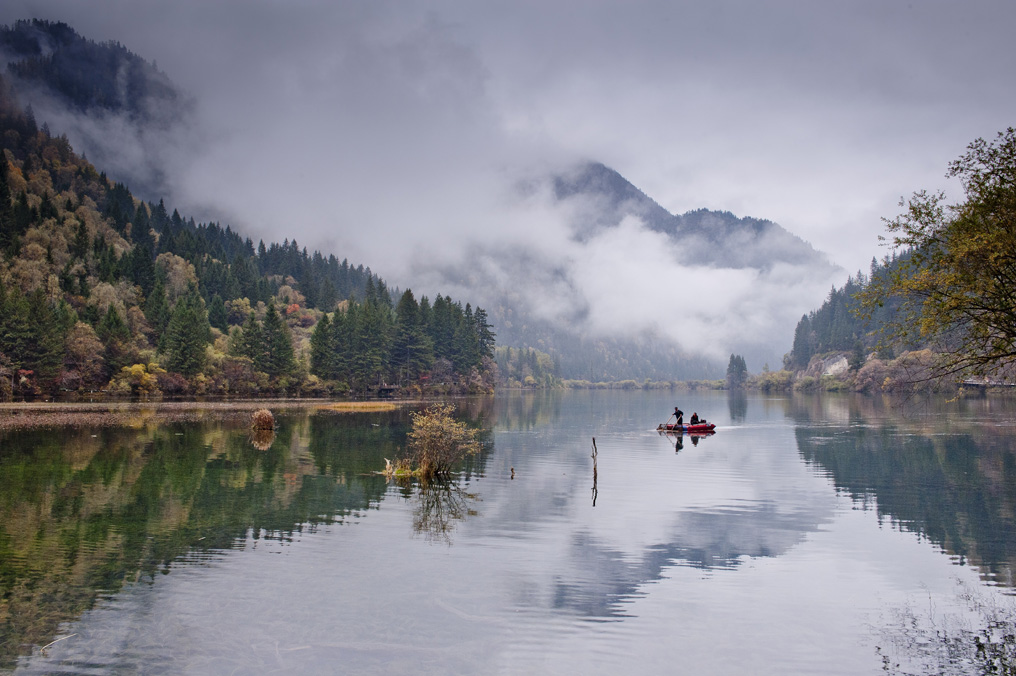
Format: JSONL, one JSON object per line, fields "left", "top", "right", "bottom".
{"left": 3, "top": 391, "right": 1016, "bottom": 674}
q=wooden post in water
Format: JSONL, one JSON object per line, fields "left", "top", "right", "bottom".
{"left": 591, "top": 437, "right": 598, "bottom": 507}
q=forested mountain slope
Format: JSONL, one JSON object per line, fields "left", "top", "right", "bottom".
{"left": 786, "top": 254, "right": 909, "bottom": 370}
{"left": 0, "top": 71, "right": 494, "bottom": 399}
{"left": 0, "top": 19, "right": 192, "bottom": 198}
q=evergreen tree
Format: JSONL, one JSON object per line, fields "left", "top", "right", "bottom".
{"left": 309, "top": 312, "right": 332, "bottom": 377}
{"left": 208, "top": 293, "right": 228, "bottom": 331}
{"left": 348, "top": 300, "right": 391, "bottom": 391}
{"left": 0, "top": 153, "right": 14, "bottom": 253}
{"left": 429, "top": 295, "right": 455, "bottom": 362}
{"left": 791, "top": 315, "right": 815, "bottom": 368}
{"left": 261, "top": 302, "right": 295, "bottom": 379}
{"left": 329, "top": 304, "right": 352, "bottom": 381}
{"left": 71, "top": 219, "right": 89, "bottom": 259}
{"left": 241, "top": 312, "right": 265, "bottom": 371}
{"left": 127, "top": 241, "right": 155, "bottom": 295}
{"left": 20, "top": 289, "right": 65, "bottom": 389}
{"left": 0, "top": 284, "right": 31, "bottom": 372}
{"left": 163, "top": 284, "right": 210, "bottom": 376}
{"left": 472, "top": 306, "right": 496, "bottom": 360}
{"left": 726, "top": 354, "right": 748, "bottom": 389}
{"left": 97, "top": 304, "right": 132, "bottom": 375}
{"left": 453, "top": 304, "right": 481, "bottom": 372}
{"left": 392, "top": 289, "right": 433, "bottom": 383}
{"left": 144, "top": 276, "right": 170, "bottom": 339}
{"left": 317, "top": 280, "right": 338, "bottom": 312}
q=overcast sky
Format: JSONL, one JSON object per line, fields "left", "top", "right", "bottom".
{"left": 2, "top": 0, "right": 1014, "bottom": 364}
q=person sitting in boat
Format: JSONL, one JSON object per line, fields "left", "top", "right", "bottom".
{"left": 690, "top": 412, "right": 700, "bottom": 425}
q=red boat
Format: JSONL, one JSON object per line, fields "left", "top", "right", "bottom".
{"left": 657, "top": 423, "right": 716, "bottom": 433}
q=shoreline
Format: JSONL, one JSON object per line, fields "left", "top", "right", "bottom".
{"left": 0, "top": 398, "right": 420, "bottom": 431}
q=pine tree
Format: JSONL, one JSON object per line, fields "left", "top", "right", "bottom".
{"left": 241, "top": 312, "right": 265, "bottom": 371}
{"left": 261, "top": 302, "right": 295, "bottom": 379}
{"left": 97, "top": 304, "right": 132, "bottom": 375}
{"left": 429, "top": 295, "right": 455, "bottom": 362}
{"left": 0, "top": 285, "right": 32, "bottom": 371}
{"left": 453, "top": 304, "right": 481, "bottom": 372}
{"left": 71, "top": 219, "right": 89, "bottom": 259}
{"left": 0, "top": 153, "right": 14, "bottom": 253}
{"left": 726, "top": 354, "right": 748, "bottom": 389}
{"left": 791, "top": 315, "right": 815, "bottom": 368}
{"left": 329, "top": 304, "right": 351, "bottom": 381}
{"left": 392, "top": 289, "right": 433, "bottom": 383}
{"left": 309, "top": 312, "right": 332, "bottom": 377}
{"left": 163, "top": 284, "right": 210, "bottom": 376}
{"left": 144, "top": 276, "right": 170, "bottom": 340}
{"left": 208, "top": 293, "right": 228, "bottom": 331}
{"left": 28, "top": 292, "right": 68, "bottom": 388}
{"left": 472, "top": 306, "right": 496, "bottom": 360}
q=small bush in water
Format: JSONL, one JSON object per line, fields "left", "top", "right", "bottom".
{"left": 407, "top": 403, "right": 480, "bottom": 480}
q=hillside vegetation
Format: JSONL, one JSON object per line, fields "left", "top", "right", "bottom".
{"left": 0, "top": 71, "right": 495, "bottom": 400}
{"left": 784, "top": 128, "right": 1016, "bottom": 394}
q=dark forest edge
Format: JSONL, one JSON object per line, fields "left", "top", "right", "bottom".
{"left": 0, "top": 66, "right": 500, "bottom": 401}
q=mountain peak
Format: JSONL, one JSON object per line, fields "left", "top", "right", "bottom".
{"left": 553, "top": 160, "right": 837, "bottom": 272}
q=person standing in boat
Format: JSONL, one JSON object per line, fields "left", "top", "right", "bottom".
{"left": 674, "top": 407, "right": 684, "bottom": 426}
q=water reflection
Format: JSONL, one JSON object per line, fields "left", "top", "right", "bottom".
{"left": 657, "top": 429, "right": 715, "bottom": 452}
{"left": 249, "top": 428, "right": 275, "bottom": 451}
{"left": 791, "top": 394, "right": 1016, "bottom": 587}
{"left": 0, "top": 407, "right": 449, "bottom": 669}
{"left": 411, "top": 482, "right": 480, "bottom": 544}
{"left": 7, "top": 391, "right": 1013, "bottom": 675}
{"left": 553, "top": 501, "right": 827, "bottom": 618}
{"left": 727, "top": 389, "right": 748, "bottom": 423}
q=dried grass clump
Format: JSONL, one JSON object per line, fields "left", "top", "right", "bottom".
{"left": 251, "top": 408, "right": 275, "bottom": 431}
{"left": 318, "top": 402, "right": 401, "bottom": 412}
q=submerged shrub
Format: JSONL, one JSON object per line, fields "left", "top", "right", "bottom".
{"left": 407, "top": 403, "right": 480, "bottom": 480}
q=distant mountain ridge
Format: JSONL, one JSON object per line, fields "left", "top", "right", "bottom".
{"left": 554, "top": 162, "right": 834, "bottom": 271}
{"left": 0, "top": 19, "right": 187, "bottom": 126}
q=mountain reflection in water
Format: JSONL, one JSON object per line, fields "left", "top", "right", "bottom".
{"left": 792, "top": 394, "right": 1016, "bottom": 588}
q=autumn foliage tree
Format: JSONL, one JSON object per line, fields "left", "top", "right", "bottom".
{"left": 859, "top": 128, "right": 1016, "bottom": 380}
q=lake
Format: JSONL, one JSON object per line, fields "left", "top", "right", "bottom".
{"left": 3, "top": 390, "right": 1016, "bottom": 675}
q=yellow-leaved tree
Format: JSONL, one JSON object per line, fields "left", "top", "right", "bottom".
{"left": 859, "top": 128, "right": 1016, "bottom": 382}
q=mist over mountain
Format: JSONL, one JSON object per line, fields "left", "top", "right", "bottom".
{"left": 423, "top": 162, "right": 842, "bottom": 378}
{"left": 554, "top": 162, "right": 836, "bottom": 271}
{"left": 0, "top": 17, "right": 844, "bottom": 380}
{"left": 0, "top": 19, "right": 194, "bottom": 199}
